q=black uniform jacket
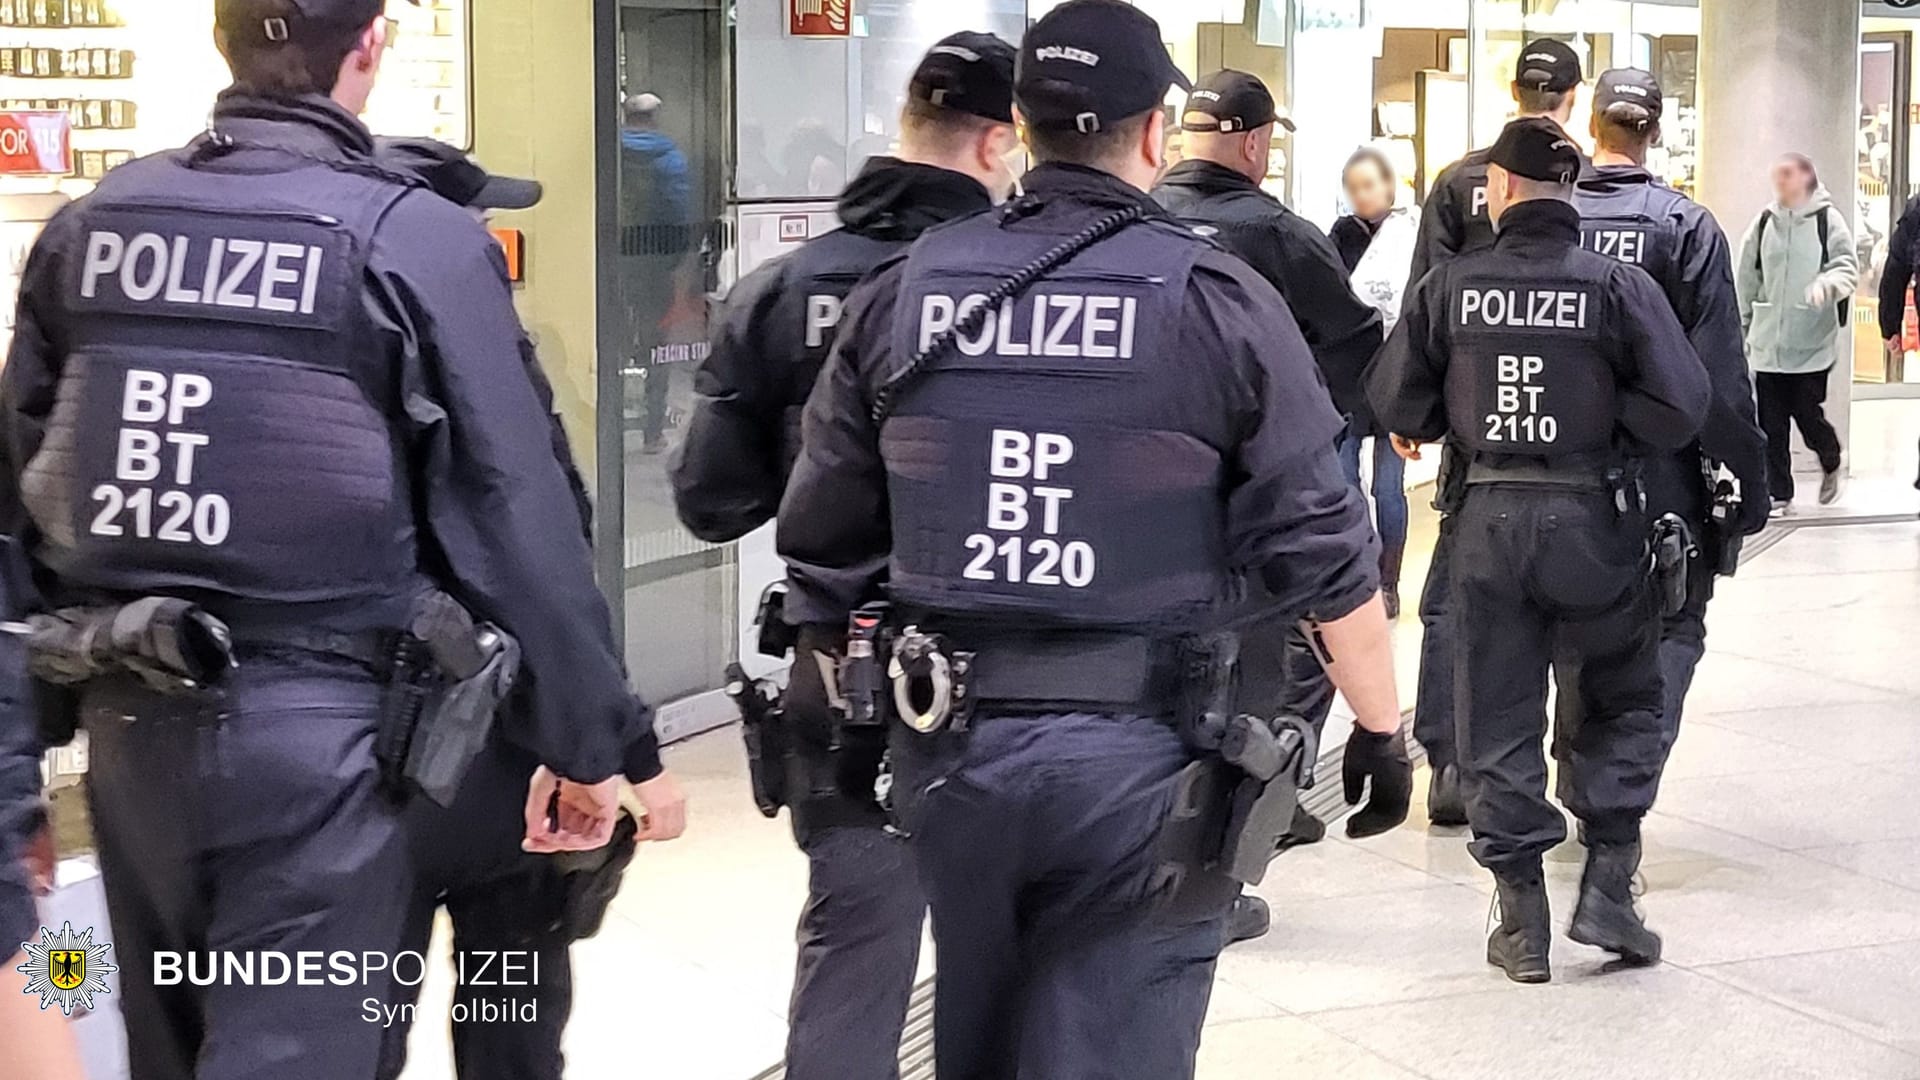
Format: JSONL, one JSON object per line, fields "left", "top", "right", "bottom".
{"left": 1368, "top": 199, "right": 1710, "bottom": 456}
{"left": 1154, "top": 160, "right": 1385, "bottom": 433}
{"left": 776, "top": 163, "right": 1380, "bottom": 630}
{"left": 671, "top": 158, "right": 993, "bottom": 543}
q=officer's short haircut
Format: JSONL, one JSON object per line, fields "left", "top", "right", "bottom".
{"left": 1594, "top": 102, "right": 1657, "bottom": 154}
{"left": 1509, "top": 175, "right": 1577, "bottom": 203}
{"left": 1024, "top": 109, "right": 1156, "bottom": 171}
{"left": 1514, "top": 86, "right": 1573, "bottom": 116}
{"left": 901, "top": 98, "right": 1006, "bottom": 155}
{"left": 216, "top": 0, "right": 368, "bottom": 99}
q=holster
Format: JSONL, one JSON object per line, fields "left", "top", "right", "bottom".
{"left": 376, "top": 592, "right": 518, "bottom": 808}
{"left": 726, "top": 662, "right": 788, "bottom": 818}
{"left": 1432, "top": 443, "right": 1468, "bottom": 515}
{"left": 1650, "top": 514, "right": 1697, "bottom": 619}
{"left": 545, "top": 811, "right": 640, "bottom": 941}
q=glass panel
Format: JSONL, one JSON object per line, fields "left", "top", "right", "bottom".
{"left": 1858, "top": 36, "right": 1903, "bottom": 384}
{"left": 613, "top": 1, "right": 734, "bottom": 704}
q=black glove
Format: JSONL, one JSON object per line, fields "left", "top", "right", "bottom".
{"left": 1341, "top": 728, "right": 1412, "bottom": 839}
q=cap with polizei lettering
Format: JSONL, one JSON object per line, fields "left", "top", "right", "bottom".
{"left": 1182, "top": 70, "right": 1295, "bottom": 134}
{"left": 1488, "top": 116, "right": 1582, "bottom": 184}
{"left": 1514, "top": 38, "right": 1582, "bottom": 93}
{"left": 911, "top": 31, "right": 1018, "bottom": 124}
{"left": 1016, "top": 0, "right": 1193, "bottom": 133}
{"left": 1594, "top": 68, "right": 1664, "bottom": 121}
{"left": 216, "top": 0, "right": 416, "bottom": 45}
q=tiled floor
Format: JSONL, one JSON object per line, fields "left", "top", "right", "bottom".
{"left": 394, "top": 403, "right": 1920, "bottom": 1079}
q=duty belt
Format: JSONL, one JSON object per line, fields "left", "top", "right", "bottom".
{"left": 1465, "top": 460, "right": 1609, "bottom": 492}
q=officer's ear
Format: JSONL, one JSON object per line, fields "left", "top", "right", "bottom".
{"left": 1142, "top": 108, "right": 1170, "bottom": 173}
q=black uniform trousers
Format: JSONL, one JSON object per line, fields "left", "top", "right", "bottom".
{"left": 375, "top": 741, "right": 573, "bottom": 1080}
{"left": 1413, "top": 520, "right": 1459, "bottom": 771}
{"left": 894, "top": 712, "right": 1234, "bottom": 1080}
{"left": 81, "top": 655, "right": 410, "bottom": 1080}
{"left": 1451, "top": 487, "right": 1667, "bottom": 871}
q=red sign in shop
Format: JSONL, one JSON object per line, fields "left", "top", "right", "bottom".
{"left": 0, "top": 111, "right": 71, "bottom": 175}
{"left": 788, "top": 0, "right": 851, "bottom": 38}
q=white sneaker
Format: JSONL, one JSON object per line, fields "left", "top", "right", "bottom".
{"left": 1819, "top": 469, "right": 1843, "bottom": 506}
{"left": 1770, "top": 499, "right": 1794, "bottom": 518}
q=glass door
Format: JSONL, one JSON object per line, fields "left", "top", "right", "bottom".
{"left": 1858, "top": 33, "right": 1910, "bottom": 385}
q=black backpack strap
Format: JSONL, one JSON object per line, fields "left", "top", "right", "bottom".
{"left": 1754, "top": 211, "right": 1768, "bottom": 274}
{"left": 1817, "top": 205, "right": 1831, "bottom": 261}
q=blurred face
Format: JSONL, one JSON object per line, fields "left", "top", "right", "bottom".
{"left": 1344, "top": 158, "right": 1394, "bottom": 220}
{"left": 1771, "top": 158, "right": 1814, "bottom": 207}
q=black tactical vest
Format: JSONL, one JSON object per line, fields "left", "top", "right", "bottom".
{"left": 1444, "top": 262, "right": 1617, "bottom": 459}
{"left": 1577, "top": 183, "right": 1680, "bottom": 299}
{"left": 20, "top": 146, "right": 421, "bottom": 612}
{"left": 780, "top": 230, "right": 906, "bottom": 472}
{"left": 882, "top": 213, "right": 1229, "bottom": 629}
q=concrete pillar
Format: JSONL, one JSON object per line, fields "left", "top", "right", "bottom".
{"left": 1697, "top": 0, "right": 1861, "bottom": 457}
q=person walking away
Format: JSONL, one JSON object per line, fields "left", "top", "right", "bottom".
{"left": 1737, "top": 152, "right": 1855, "bottom": 513}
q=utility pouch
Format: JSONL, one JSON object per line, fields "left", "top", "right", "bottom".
{"left": 755, "top": 583, "right": 799, "bottom": 659}
{"left": 1651, "top": 513, "right": 1697, "bottom": 619}
{"left": 547, "top": 810, "right": 640, "bottom": 941}
{"left": 838, "top": 602, "right": 893, "bottom": 730}
{"left": 1704, "top": 460, "right": 1746, "bottom": 577}
{"left": 726, "top": 662, "right": 787, "bottom": 817}
{"left": 1432, "top": 443, "right": 1468, "bottom": 515}
{"left": 18, "top": 597, "right": 235, "bottom": 695}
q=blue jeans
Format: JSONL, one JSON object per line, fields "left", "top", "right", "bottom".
{"left": 1337, "top": 432, "right": 1409, "bottom": 588}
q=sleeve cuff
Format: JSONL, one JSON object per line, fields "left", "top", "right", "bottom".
{"left": 622, "top": 730, "right": 664, "bottom": 784}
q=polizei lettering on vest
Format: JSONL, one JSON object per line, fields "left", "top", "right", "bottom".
{"left": 918, "top": 292, "right": 1140, "bottom": 360}
{"left": 80, "top": 230, "right": 326, "bottom": 315}
{"left": 1457, "top": 287, "right": 1590, "bottom": 330}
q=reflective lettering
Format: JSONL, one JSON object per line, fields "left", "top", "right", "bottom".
{"left": 956, "top": 295, "right": 995, "bottom": 357}
{"left": 257, "top": 242, "right": 306, "bottom": 313}
{"left": 122, "top": 370, "right": 169, "bottom": 423}
{"left": 116, "top": 429, "right": 160, "bottom": 482}
{"left": 918, "top": 295, "right": 956, "bottom": 352}
{"left": 120, "top": 233, "right": 168, "bottom": 302}
{"left": 987, "top": 482, "right": 1028, "bottom": 531}
{"left": 805, "top": 294, "right": 843, "bottom": 348}
{"left": 1032, "top": 485, "right": 1073, "bottom": 535}
{"left": 995, "top": 298, "right": 1030, "bottom": 357}
{"left": 217, "top": 240, "right": 264, "bottom": 309}
{"left": 163, "top": 236, "right": 201, "bottom": 303}
{"left": 1459, "top": 289, "right": 1591, "bottom": 330}
{"left": 1081, "top": 296, "right": 1121, "bottom": 358}
{"left": 1041, "top": 295, "right": 1082, "bottom": 357}
{"left": 80, "top": 230, "right": 125, "bottom": 298}
{"left": 1470, "top": 185, "right": 1488, "bottom": 217}
{"left": 1032, "top": 433, "right": 1073, "bottom": 481}
{"left": 990, "top": 429, "right": 1031, "bottom": 478}
{"left": 166, "top": 432, "right": 209, "bottom": 485}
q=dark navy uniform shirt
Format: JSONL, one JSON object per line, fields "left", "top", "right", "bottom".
{"left": 0, "top": 93, "right": 655, "bottom": 783}
{"left": 777, "top": 163, "right": 1379, "bottom": 632}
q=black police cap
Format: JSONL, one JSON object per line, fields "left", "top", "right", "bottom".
{"left": 1017, "top": 0, "right": 1192, "bottom": 133}
{"left": 1595, "top": 68, "right": 1664, "bottom": 121}
{"left": 1489, "top": 116, "right": 1581, "bottom": 184}
{"left": 377, "top": 137, "right": 543, "bottom": 211}
{"left": 216, "top": 0, "right": 415, "bottom": 45}
{"left": 1182, "top": 70, "right": 1294, "bottom": 134}
{"left": 911, "top": 32, "right": 1018, "bottom": 125}
{"left": 1514, "top": 38, "right": 1582, "bottom": 94}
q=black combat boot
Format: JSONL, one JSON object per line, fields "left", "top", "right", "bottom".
{"left": 1275, "top": 804, "right": 1326, "bottom": 851}
{"left": 1226, "top": 893, "right": 1271, "bottom": 945}
{"left": 1427, "top": 763, "right": 1468, "bottom": 827}
{"left": 1487, "top": 867, "right": 1552, "bottom": 984}
{"left": 1569, "top": 842, "right": 1662, "bottom": 966}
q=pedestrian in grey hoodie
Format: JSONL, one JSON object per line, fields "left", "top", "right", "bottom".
{"left": 1736, "top": 152, "right": 1857, "bottom": 512}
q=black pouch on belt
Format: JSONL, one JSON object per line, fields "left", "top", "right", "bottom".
{"left": 1216, "top": 714, "right": 1318, "bottom": 885}
{"left": 726, "top": 662, "right": 788, "bottom": 817}
{"left": 1650, "top": 513, "right": 1697, "bottom": 619}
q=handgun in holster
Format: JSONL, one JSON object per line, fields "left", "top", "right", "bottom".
{"left": 1703, "top": 458, "right": 1746, "bottom": 577}
{"left": 377, "top": 591, "right": 520, "bottom": 808}
{"left": 546, "top": 810, "right": 640, "bottom": 941}
{"left": 1432, "top": 442, "right": 1468, "bottom": 515}
{"left": 1650, "top": 513, "right": 1697, "bottom": 619}
{"left": 726, "top": 662, "right": 787, "bottom": 817}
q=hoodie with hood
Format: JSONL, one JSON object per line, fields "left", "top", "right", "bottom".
{"left": 1737, "top": 184, "right": 1858, "bottom": 374}
{"left": 671, "top": 157, "right": 993, "bottom": 543}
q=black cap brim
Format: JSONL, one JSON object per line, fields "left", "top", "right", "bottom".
{"left": 473, "top": 176, "right": 543, "bottom": 212}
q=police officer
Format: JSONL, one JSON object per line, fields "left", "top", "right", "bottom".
{"left": 1405, "top": 38, "right": 1584, "bottom": 827}
{"left": 673, "top": 34, "right": 1016, "bottom": 1080}
{"left": 1152, "top": 67, "right": 1386, "bottom": 942}
{"left": 367, "top": 141, "right": 617, "bottom": 1080}
{"left": 0, "top": 4, "right": 680, "bottom": 1077}
{"left": 1368, "top": 117, "right": 1710, "bottom": 983}
{"left": 1571, "top": 69, "right": 1770, "bottom": 795}
{"left": 779, "top": 2, "right": 1410, "bottom": 1074}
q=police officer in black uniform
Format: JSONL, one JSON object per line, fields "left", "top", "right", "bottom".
{"left": 0, "top": 4, "right": 678, "bottom": 1077}
{"left": 672, "top": 33, "right": 1018, "bottom": 1080}
{"left": 1152, "top": 67, "right": 1385, "bottom": 943}
{"left": 1405, "top": 39, "right": 1584, "bottom": 827}
{"left": 779, "top": 3, "right": 1410, "bottom": 1074}
{"left": 1571, "top": 69, "right": 1770, "bottom": 796}
{"left": 1369, "top": 117, "right": 1709, "bottom": 984}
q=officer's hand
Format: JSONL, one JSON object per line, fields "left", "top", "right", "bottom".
{"left": 1390, "top": 434, "right": 1424, "bottom": 462}
{"left": 1888, "top": 336, "right": 1905, "bottom": 358}
{"left": 1341, "top": 728, "right": 1412, "bottom": 839}
{"left": 24, "top": 820, "right": 55, "bottom": 895}
{"left": 633, "top": 770, "right": 688, "bottom": 843}
{"left": 522, "top": 767, "right": 622, "bottom": 853}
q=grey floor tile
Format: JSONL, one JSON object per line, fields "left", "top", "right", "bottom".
{"left": 1801, "top": 838, "right": 1920, "bottom": 893}
{"left": 1198, "top": 1016, "right": 1426, "bottom": 1080}
{"left": 1655, "top": 763, "right": 1920, "bottom": 851}
{"left": 1659, "top": 717, "right": 1835, "bottom": 780}
{"left": 1692, "top": 701, "right": 1920, "bottom": 767}
{"left": 1204, "top": 975, "right": 1290, "bottom": 1026}
{"left": 1681, "top": 652, "right": 1898, "bottom": 717}
{"left": 1255, "top": 834, "right": 1452, "bottom": 903}
{"left": 1701, "top": 940, "right": 1920, "bottom": 1056}
{"left": 1313, "top": 965, "right": 1920, "bottom": 1080}
{"left": 1214, "top": 884, "right": 1527, "bottom": 1014}
{"left": 1644, "top": 849, "right": 1920, "bottom": 967}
